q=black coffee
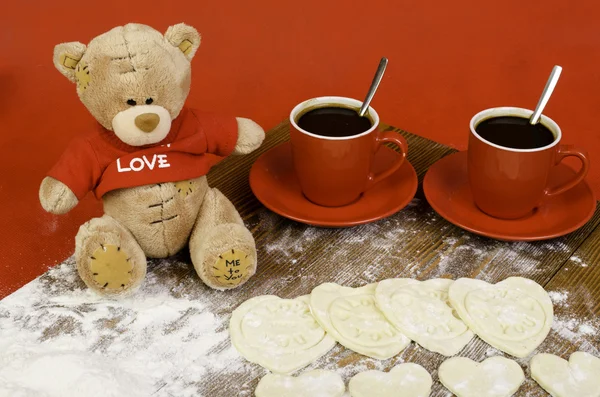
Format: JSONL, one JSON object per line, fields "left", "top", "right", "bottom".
{"left": 475, "top": 116, "right": 555, "bottom": 149}
{"left": 297, "top": 106, "right": 372, "bottom": 137}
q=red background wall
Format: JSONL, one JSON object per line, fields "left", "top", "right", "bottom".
{"left": 1, "top": 0, "right": 599, "bottom": 298}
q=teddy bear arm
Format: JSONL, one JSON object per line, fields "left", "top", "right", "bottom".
{"left": 232, "top": 117, "right": 266, "bottom": 155}
{"left": 39, "top": 176, "right": 79, "bottom": 215}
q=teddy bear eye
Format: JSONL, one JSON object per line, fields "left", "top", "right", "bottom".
{"left": 127, "top": 99, "right": 137, "bottom": 106}
{"left": 145, "top": 98, "right": 153, "bottom": 105}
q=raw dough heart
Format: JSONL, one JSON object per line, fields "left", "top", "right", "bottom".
{"left": 229, "top": 295, "right": 336, "bottom": 374}
{"left": 438, "top": 356, "right": 525, "bottom": 397}
{"left": 310, "top": 283, "right": 410, "bottom": 359}
{"left": 448, "top": 277, "right": 553, "bottom": 357}
{"left": 255, "top": 369, "right": 346, "bottom": 397}
{"left": 531, "top": 351, "right": 600, "bottom": 397}
{"left": 348, "top": 363, "right": 432, "bottom": 397}
{"left": 375, "top": 278, "right": 474, "bottom": 356}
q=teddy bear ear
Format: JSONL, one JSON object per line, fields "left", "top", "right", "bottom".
{"left": 53, "top": 42, "right": 87, "bottom": 83}
{"left": 164, "top": 23, "right": 201, "bottom": 60}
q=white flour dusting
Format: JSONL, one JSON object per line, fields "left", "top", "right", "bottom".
{"left": 0, "top": 351, "right": 151, "bottom": 397}
{"left": 579, "top": 324, "right": 596, "bottom": 336}
{"left": 549, "top": 291, "right": 569, "bottom": 306}
{"left": 550, "top": 317, "right": 600, "bottom": 358}
{"left": 547, "top": 287, "right": 600, "bottom": 357}
{"left": 257, "top": 197, "right": 578, "bottom": 291}
{"left": 0, "top": 257, "right": 252, "bottom": 397}
{"left": 485, "top": 347, "right": 502, "bottom": 357}
{"left": 570, "top": 256, "right": 590, "bottom": 268}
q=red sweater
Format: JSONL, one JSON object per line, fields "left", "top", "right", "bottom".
{"left": 47, "top": 108, "right": 238, "bottom": 199}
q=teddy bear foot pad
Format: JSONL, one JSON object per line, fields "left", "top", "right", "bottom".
{"left": 192, "top": 223, "right": 257, "bottom": 290}
{"left": 212, "top": 248, "right": 253, "bottom": 288}
{"left": 76, "top": 215, "right": 148, "bottom": 297}
{"left": 89, "top": 244, "right": 135, "bottom": 291}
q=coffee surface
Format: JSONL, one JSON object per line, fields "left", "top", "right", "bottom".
{"left": 297, "top": 106, "right": 372, "bottom": 137}
{"left": 475, "top": 116, "right": 555, "bottom": 149}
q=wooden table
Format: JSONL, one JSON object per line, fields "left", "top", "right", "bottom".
{"left": 2, "top": 122, "right": 599, "bottom": 396}
{"left": 208, "top": 121, "right": 600, "bottom": 396}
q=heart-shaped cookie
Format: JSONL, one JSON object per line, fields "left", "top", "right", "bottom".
{"left": 375, "top": 278, "right": 474, "bottom": 356}
{"left": 255, "top": 369, "right": 345, "bottom": 397}
{"left": 229, "top": 295, "right": 336, "bottom": 374}
{"left": 310, "top": 283, "right": 411, "bottom": 359}
{"left": 531, "top": 351, "right": 600, "bottom": 397}
{"left": 348, "top": 363, "right": 432, "bottom": 397}
{"left": 448, "top": 277, "right": 553, "bottom": 357}
{"left": 438, "top": 356, "right": 525, "bottom": 397}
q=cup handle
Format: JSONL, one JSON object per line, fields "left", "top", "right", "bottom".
{"left": 544, "top": 144, "right": 590, "bottom": 197}
{"left": 365, "top": 131, "right": 408, "bottom": 189}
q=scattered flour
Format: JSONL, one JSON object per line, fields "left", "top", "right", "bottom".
{"left": 548, "top": 291, "right": 569, "bottom": 305}
{"left": 570, "top": 256, "right": 590, "bottom": 268}
{"left": 485, "top": 347, "right": 502, "bottom": 357}
{"left": 0, "top": 257, "right": 253, "bottom": 397}
{"left": 0, "top": 351, "right": 151, "bottom": 397}
{"left": 256, "top": 201, "right": 424, "bottom": 288}
{"left": 442, "top": 237, "right": 458, "bottom": 245}
{"left": 546, "top": 287, "right": 600, "bottom": 357}
{"left": 551, "top": 316, "right": 600, "bottom": 350}
{"left": 257, "top": 198, "right": 576, "bottom": 291}
{"left": 304, "top": 345, "right": 403, "bottom": 382}
{"left": 579, "top": 323, "right": 596, "bottom": 336}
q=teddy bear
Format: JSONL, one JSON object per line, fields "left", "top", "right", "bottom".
{"left": 39, "top": 22, "right": 265, "bottom": 297}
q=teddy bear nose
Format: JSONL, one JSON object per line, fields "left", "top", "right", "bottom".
{"left": 135, "top": 113, "right": 160, "bottom": 133}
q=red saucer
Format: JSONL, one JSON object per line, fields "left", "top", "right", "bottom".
{"left": 423, "top": 151, "right": 596, "bottom": 241}
{"left": 249, "top": 142, "right": 418, "bottom": 227}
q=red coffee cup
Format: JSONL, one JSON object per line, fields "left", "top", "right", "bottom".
{"left": 468, "top": 107, "right": 590, "bottom": 219}
{"left": 289, "top": 96, "right": 408, "bottom": 207}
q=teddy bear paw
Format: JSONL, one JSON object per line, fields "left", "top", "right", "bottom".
{"left": 80, "top": 242, "right": 146, "bottom": 297}
{"left": 233, "top": 118, "right": 265, "bottom": 155}
{"left": 89, "top": 244, "right": 135, "bottom": 290}
{"left": 39, "top": 177, "right": 79, "bottom": 215}
{"left": 76, "top": 216, "right": 147, "bottom": 297}
{"left": 191, "top": 223, "right": 257, "bottom": 290}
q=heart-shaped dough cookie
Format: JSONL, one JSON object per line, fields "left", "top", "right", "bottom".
{"left": 531, "top": 351, "right": 600, "bottom": 397}
{"left": 229, "top": 295, "right": 336, "bottom": 374}
{"left": 448, "top": 277, "right": 553, "bottom": 357}
{"left": 438, "top": 356, "right": 525, "bottom": 397}
{"left": 348, "top": 363, "right": 432, "bottom": 397}
{"left": 310, "top": 283, "right": 411, "bottom": 359}
{"left": 255, "top": 369, "right": 346, "bottom": 397}
{"left": 375, "top": 278, "right": 474, "bottom": 356}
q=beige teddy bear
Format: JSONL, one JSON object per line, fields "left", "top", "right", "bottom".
{"left": 39, "top": 23, "right": 265, "bottom": 297}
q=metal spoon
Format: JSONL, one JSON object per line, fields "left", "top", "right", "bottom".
{"left": 530, "top": 65, "right": 562, "bottom": 125}
{"left": 359, "top": 57, "right": 388, "bottom": 117}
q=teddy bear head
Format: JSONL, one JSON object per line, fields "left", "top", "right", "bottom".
{"left": 53, "top": 23, "right": 200, "bottom": 146}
